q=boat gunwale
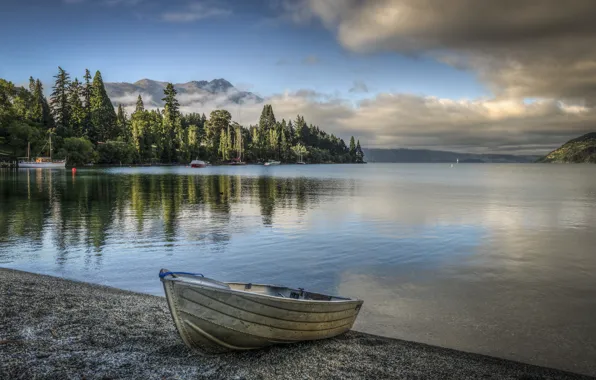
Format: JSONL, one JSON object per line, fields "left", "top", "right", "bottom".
{"left": 161, "top": 276, "right": 363, "bottom": 305}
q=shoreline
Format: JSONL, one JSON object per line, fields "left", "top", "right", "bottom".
{"left": 1, "top": 268, "right": 592, "bottom": 380}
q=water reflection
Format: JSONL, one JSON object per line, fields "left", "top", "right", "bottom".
{"left": 0, "top": 169, "right": 351, "bottom": 259}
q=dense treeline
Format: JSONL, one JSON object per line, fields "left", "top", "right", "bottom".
{"left": 1, "top": 67, "right": 365, "bottom": 165}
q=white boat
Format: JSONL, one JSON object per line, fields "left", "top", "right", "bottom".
{"left": 264, "top": 160, "right": 281, "bottom": 166}
{"left": 159, "top": 270, "right": 363, "bottom": 352}
{"left": 18, "top": 135, "right": 66, "bottom": 169}
{"left": 19, "top": 159, "right": 66, "bottom": 169}
{"left": 190, "top": 159, "right": 207, "bottom": 168}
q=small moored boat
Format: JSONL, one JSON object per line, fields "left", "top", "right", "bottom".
{"left": 159, "top": 269, "right": 363, "bottom": 352}
{"left": 264, "top": 160, "right": 281, "bottom": 166}
{"left": 190, "top": 159, "right": 207, "bottom": 168}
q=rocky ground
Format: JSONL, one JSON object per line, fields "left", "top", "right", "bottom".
{"left": 0, "top": 268, "right": 592, "bottom": 380}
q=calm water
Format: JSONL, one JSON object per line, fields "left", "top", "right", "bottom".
{"left": 1, "top": 164, "right": 596, "bottom": 375}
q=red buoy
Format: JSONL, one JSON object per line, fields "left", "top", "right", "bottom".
{"left": 72, "top": 167, "right": 77, "bottom": 174}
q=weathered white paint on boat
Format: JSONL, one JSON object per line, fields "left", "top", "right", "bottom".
{"left": 160, "top": 269, "right": 363, "bottom": 352}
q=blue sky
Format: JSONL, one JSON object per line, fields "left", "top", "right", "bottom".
{"left": 0, "top": 0, "right": 487, "bottom": 100}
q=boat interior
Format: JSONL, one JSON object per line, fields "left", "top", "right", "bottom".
{"left": 168, "top": 273, "right": 351, "bottom": 301}
{"left": 227, "top": 282, "right": 352, "bottom": 301}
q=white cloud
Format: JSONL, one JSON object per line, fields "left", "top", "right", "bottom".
{"left": 162, "top": 2, "right": 231, "bottom": 23}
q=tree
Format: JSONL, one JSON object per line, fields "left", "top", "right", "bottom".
{"left": 349, "top": 136, "right": 356, "bottom": 162}
{"left": 291, "top": 143, "right": 308, "bottom": 163}
{"left": 97, "top": 140, "right": 135, "bottom": 165}
{"left": 355, "top": 139, "right": 364, "bottom": 163}
{"left": 34, "top": 79, "right": 53, "bottom": 129}
{"left": 204, "top": 109, "right": 231, "bottom": 160}
{"left": 58, "top": 137, "right": 97, "bottom": 166}
{"left": 131, "top": 96, "right": 149, "bottom": 162}
{"left": 116, "top": 104, "right": 130, "bottom": 141}
{"left": 68, "top": 79, "right": 85, "bottom": 137}
{"left": 161, "top": 83, "right": 182, "bottom": 162}
{"left": 50, "top": 67, "right": 71, "bottom": 136}
{"left": 218, "top": 129, "right": 229, "bottom": 160}
{"left": 89, "top": 70, "right": 117, "bottom": 143}
{"left": 82, "top": 69, "right": 92, "bottom": 136}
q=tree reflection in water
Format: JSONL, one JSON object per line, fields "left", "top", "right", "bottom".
{"left": 0, "top": 169, "right": 349, "bottom": 265}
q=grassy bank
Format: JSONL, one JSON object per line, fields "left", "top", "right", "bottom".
{"left": 0, "top": 268, "right": 591, "bottom": 380}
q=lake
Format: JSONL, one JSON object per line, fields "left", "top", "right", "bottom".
{"left": 1, "top": 164, "right": 595, "bottom": 375}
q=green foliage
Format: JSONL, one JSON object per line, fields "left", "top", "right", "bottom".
{"left": 89, "top": 70, "right": 117, "bottom": 143}
{"left": 1, "top": 67, "right": 360, "bottom": 166}
{"left": 538, "top": 132, "right": 596, "bottom": 163}
{"left": 97, "top": 141, "right": 135, "bottom": 165}
{"left": 69, "top": 79, "right": 85, "bottom": 137}
{"left": 50, "top": 67, "right": 71, "bottom": 136}
{"left": 58, "top": 137, "right": 97, "bottom": 166}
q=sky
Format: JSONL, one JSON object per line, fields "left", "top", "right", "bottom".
{"left": 2, "top": 0, "right": 596, "bottom": 154}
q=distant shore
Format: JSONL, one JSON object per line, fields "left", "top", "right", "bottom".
{"left": 0, "top": 268, "right": 591, "bottom": 380}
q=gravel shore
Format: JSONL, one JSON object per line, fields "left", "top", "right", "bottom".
{"left": 0, "top": 268, "right": 592, "bottom": 380}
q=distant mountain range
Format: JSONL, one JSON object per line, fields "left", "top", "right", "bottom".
{"left": 104, "top": 78, "right": 263, "bottom": 109}
{"left": 537, "top": 132, "right": 596, "bottom": 163}
{"left": 363, "top": 148, "right": 540, "bottom": 163}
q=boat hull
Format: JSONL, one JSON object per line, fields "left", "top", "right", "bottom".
{"left": 19, "top": 162, "right": 66, "bottom": 169}
{"left": 161, "top": 273, "right": 363, "bottom": 352}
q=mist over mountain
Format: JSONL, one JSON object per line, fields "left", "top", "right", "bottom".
{"left": 104, "top": 78, "right": 263, "bottom": 109}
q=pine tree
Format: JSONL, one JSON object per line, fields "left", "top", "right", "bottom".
{"left": 162, "top": 83, "right": 180, "bottom": 118}
{"left": 356, "top": 139, "right": 364, "bottom": 163}
{"left": 131, "top": 95, "right": 148, "bottom": 160}
{"left": 28, "top": 77, "right": 36, "bottom": 93}
{"left": 161, "top": 83, "right": 181, "bottom": 162}
{"left": 68, "top": 78, "right": 85, "bottom": 137}
{"left": 34, "top": 79, "right": 53, "bottom": 129}
{"left": 28, "top": 78, "right": 43, "bottom": 123}
{"left": 349, "top": 136, "right": 356, "bottom": 162}
{"left": 82, "top": 69, "right": 92, "bottom": 136}
{"left": 50, "top": 66, "right": 71, "bottom": 136}
{"left": 116, "top": 104, "right": 131, "bottom": 141}
{"left": 89, "top": 70, "right": 117, "bottom": 143}
{"left": 135, "top": 95, "right": 144, "bottom": 113}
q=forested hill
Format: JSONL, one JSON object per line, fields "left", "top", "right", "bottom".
{"left": 104, "top": 78, "right": 262, "bottom": 108}
{"left": 364, "top": 148, "right": 539, "bottom": 163}
{"left": 537, "top": 132, "right": 596, "bottom": 163}
{"left": 0, "top": 67, "right": 365, "bottom": 166}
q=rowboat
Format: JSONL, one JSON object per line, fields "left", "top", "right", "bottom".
{"left": 264, "top": 160, "right": 281, "bottom": 166}
{"left": 159, "top": 269, "right": 363, "bottom": 352}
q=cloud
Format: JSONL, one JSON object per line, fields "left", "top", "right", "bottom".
{"left": 111, "top": 86, "right": 596, "bottom": 155}
{"left": 301, "top": 55, "right": 320, "bottom": 65}
{"left": 281, "top": 0, "right": 596, "bottom": 102}
{"left": 349, "top": 80, "right": 368, "bottom": 93}
{"left": 162, "top": 1, "right": 231, "bottom": 23}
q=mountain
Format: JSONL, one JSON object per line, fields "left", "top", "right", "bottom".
{"left": 537, "top": 132, "right": 596, "bottom": 163}
{"left": 363, "top": 148, "right": 539, "bottom": 163}
{"left": 104, "top": 78, "right": 263, "bottom": 109}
